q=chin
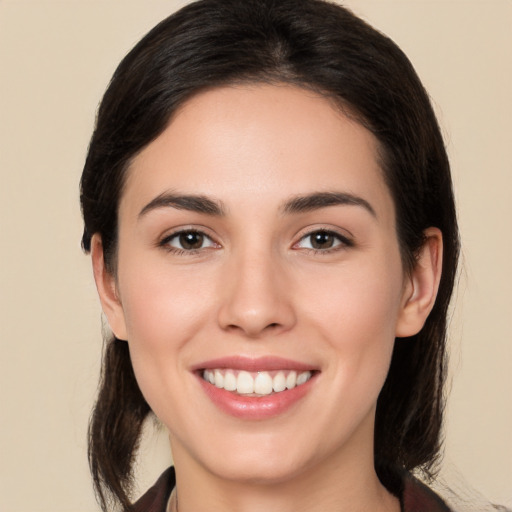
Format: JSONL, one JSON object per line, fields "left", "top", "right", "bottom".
{"left": 208, "top": 455, "right": 313, "bottom": 486}
{"left": 185, "top": 431, "right": 321, "bottom": 486}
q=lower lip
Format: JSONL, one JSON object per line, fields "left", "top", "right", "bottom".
{"left": 197, "top": 373, "right": 317, "bottom": 420}
{"left": 198, "top": 373, "right": 317, "bottom": 420}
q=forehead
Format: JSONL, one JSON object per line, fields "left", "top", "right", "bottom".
{"left": 121, "top": 84, "right": 394, "bottom": 223}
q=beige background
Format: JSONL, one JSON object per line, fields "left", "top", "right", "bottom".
{"left": 1, "top": 1, "right": 510, "bottom": 510}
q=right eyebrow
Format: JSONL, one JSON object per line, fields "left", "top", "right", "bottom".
{"left": 138, "top": 192, "right": 227, "bottom": 218}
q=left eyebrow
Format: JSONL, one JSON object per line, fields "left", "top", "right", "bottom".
{"left": 138, "top": 192, "right": 227, "bottom": 218}
{"left": 281, "top": 191, "right": 376, "bottom": 218}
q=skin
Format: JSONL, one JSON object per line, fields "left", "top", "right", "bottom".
{"left": 92, "top": 84, "right": 442, "bottom": 512}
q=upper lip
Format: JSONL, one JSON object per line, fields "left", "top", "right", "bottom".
{"left": 191, "top": 356, "right": 318, "bottom": 373}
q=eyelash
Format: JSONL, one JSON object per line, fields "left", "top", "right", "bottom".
{"left": 158, "top": 228, "right": 353, "bottom": 255}
{"left": 293, "top": 229, "right": 354, "bottom": 255}
{"left": 158, "top": 229, "right": 218, "bottom": 255}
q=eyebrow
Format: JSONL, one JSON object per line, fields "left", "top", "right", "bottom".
{"left": 138, "top": 190, "right": 376, "bottom": 219}
{"left": 139, "top": 192, "right": 226, "bottom": 218}
{"left": 281, "top": 191, "right": 376, "bottom": 217}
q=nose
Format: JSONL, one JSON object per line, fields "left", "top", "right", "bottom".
{"left": 217, "top": 247, "right": 296, "bottom": 338}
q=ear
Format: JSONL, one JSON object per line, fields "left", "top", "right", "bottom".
{"left": 395, "top": 227, "right": 443, "bottom": 338}
{"left": 90, "top": 234, "right": 128, "bottom": 340}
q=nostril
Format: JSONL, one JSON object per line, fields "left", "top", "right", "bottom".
{"left": 225, "top": 321, "right": 281, "bottom": 335}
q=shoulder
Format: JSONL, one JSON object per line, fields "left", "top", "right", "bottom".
{"left": 402, "top": 474, "right": 452, "bottom": 512}
{"left": 132, "top": 466, "right": 175, "bottom": 512}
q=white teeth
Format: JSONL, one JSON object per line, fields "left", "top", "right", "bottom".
{"left": 254, "top": 372, "right": 273, "bottom": 395}
{"left": 214, "top": 370, "right": 224, "bottom": 388}
{"left": 273, "top": 371, "right": 287, "bottom": 392}
{"left": 286, "top": 371, "right": 297, "bottom": 389}
{"left": 237, "top": 371, "right": 254, "bottom": 394}
{"left": 202, "top": 369, "right": 312, "bottom": 395}
{"left": 223, "top": 371, "right": 237, "bottom": 391}
{"left": 296, "top": 371, "right": 310, "bottom": 386}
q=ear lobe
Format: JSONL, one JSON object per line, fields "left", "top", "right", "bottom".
{"left": 395, "top": 227, "right": 443, "bottom": 338}
{"left": 90, "top": 234, "right": 128, "bottom": 341}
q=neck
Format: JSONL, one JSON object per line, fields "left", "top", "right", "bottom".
{"left": 169, "top": 428, "right": 400, "bottom": 512}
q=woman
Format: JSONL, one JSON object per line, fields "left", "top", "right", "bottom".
{"left": 80, "top": 0, "right": 459, "bottom": 510}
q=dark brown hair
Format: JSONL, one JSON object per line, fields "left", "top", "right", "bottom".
{"left": 80, "top": 0, "right": 459, "bottom": 510}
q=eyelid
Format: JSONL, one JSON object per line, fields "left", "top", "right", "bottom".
{"left": 292, "top": 227, "right": 354, "bottom": 252}
{"left": 156, "top": 225, "right": 353, "bottom": 255}
{"left": 157, "top": 226, "right": 221, "bottom": 253}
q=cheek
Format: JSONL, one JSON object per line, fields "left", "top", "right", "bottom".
{"left": 119, "top": 263, "right": 209, "bottom": 341}
{"left": 304, "top": 255, "right": 404, "bottom": 341}
{"left": 116, "top": 262, "right": 215, "bottom": 398}
{"left": 299, "top": 253, "right": 404, "bottom": 392}
{"left": 116, "top": 261, "right": 216, "bottom": 414}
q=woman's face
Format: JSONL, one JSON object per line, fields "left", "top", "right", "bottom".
{"left": 95, "top": 84, "right": 431, "bottom": 484}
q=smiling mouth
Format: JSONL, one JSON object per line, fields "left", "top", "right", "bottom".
{"left": 201, "top": 369, "right": 314, "bottom": 396}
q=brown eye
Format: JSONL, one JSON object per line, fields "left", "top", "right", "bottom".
{"left": 310, "top": 232, "right": 336, "bottom": 249}
{"left": 179, "top": 231, "right": 205, "bottom": 250}
{"left": 295, "top": 230, "right": 352, "bottom": 252}
{"left": 162, "top": 230, "right": 217, "bottom": 252}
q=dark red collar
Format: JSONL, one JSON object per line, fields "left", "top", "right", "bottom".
{"left": 401, "top": 473, "right": 451, "bottom": 511}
